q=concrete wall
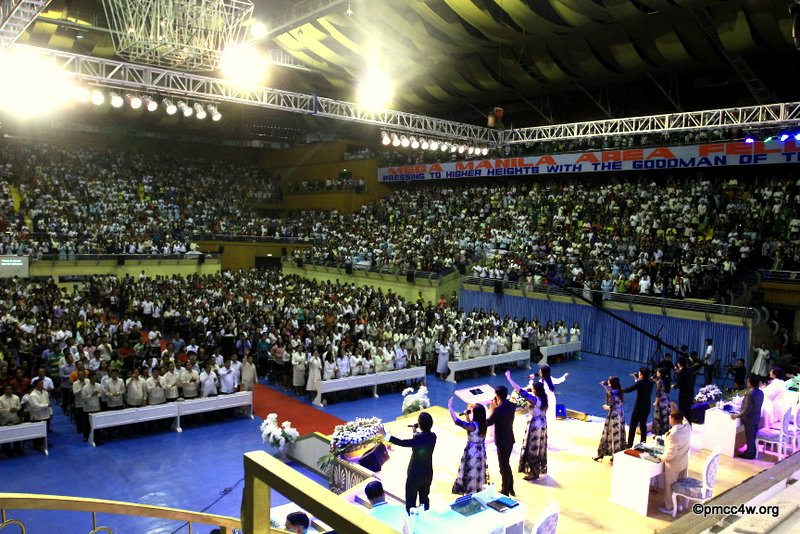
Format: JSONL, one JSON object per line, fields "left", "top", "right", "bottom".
{"left": 31, "top": 257, "right": 221, "bottom": 287}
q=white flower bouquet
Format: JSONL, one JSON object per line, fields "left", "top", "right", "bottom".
{"left": 260, "top": 413, "right": 300, "bottom": 456}
{"left": 318, "top": 416, "right": 383, "bottom": 472}
{"left": 401, "top": 386, "right": 430, "bottom": 415}
{"left": 510, "top": 388, "right": 531, "bottom": 410}
{"left": 695, "top": 384, "right": 724, "bottom": 404}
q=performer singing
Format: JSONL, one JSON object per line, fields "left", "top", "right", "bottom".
{"left": 652, "top": 368, "right": 671, "bottom": 436}
{"left": 447, "top": 397, "right": 488, "bottom": 495}
{"left": 593, "top": 376, "right": 625, "bottom": 464}
{"left": 506, "top": 371, "right": 548, "bottom": 481}
{"left": 385, "top": 412, "right": 437, "bottom": 513}
{"left": 537, "top": 364, "right": 568, "bottom": 424}
{"left": 486, "top": 385, "right": 516, "bottom": 497}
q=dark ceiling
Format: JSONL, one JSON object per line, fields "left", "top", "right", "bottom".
{"left": 13, "top": 0, "right": 800, "bottom": 139}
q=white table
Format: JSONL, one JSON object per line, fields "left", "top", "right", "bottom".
{"left": 538, "top": 341, "right": 581, "bottom": 366}
{"left": 0, "top": 421, "right": 47, "bottom": 455}
{"left": 610, "top": 451, "right": 664, "bottom": 515}
{"left": 313, "top": 367, "right": 427, "bottom": 407}
{"left": 703, "top": 407, "right": 744, "bottom": 457}
{"left": 455, "top": 384, "right": 497, "bottom": 444}
{"left": 413, "top": 488, "right": 527, "bottom": 534}
{"left": 176, "top": 391, "right": 254, "bottom": 430}
{"left": 446, "top": 350, "right": 530, "bottom": 384}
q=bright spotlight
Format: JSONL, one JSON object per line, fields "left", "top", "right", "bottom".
{"left": 744, "top": 135, "right": 755, "bottom": 144}
{"left": 90, "top": 89, "right": 105, "bottom": 106}
{"left": 481, "top": 148, "right": 489, "bottom": 156}
{"left": 458, "top": 145, "right": 465, "bottom": 154}
{"left": 795, "top": 133, "right": 800, "bottom": 141}
{"left": 779, "top": 133, "right": 790, "bottom": 142}
{"left": 400, "top": 135, "right": 410, "bottom": 148}
{"left": 440, "top": 143, "right": 449, "bottom": 152}
{"left": 381, "top": 132, "right": 391, "bottom": 145}
{"left": 420, "top": 138, "right": 429, "bottom": 150}
{"left": 391, "top": 133, "right": 400, "bottom": 147}
{"left": 410, "top": 137, "right": 419, "bottom": 149}
{"left": 357, "top": 65, "right": 393, "bottom": 112}
{"left": 126, "top": 94, "right": 142, "bottom": 109}
{"left": 450, "top": 144, "right": 457, "bottom": 153}
{"left": 250, "top": 21, "right": 268, "bottom": 40}
{"left": 221, "top": 43, "right": 267, "bottom": 88}
{"left": 194, "top": 103, "right": 207, "bottom": 119}
{"left": 163, "top": 98, "right": 177, "bottom": 115}
{"left": 110, "top": 93, "right": 124, "bottom": 108}
{"left": 177, "top": 101, "right": 193, "bottom": 117}
{"left": 467, "top": 147, "right": 475, "bottom": 155}
{"left": 0, "top": 48, "right": 76, "bottom": 118}
{"left": 430, "top": 140, "right": 439, "bottom": 151}
{"left": 142, "top": 96, "right": 158, "bottom": 112}
{"left": 207, "top": 104, "right": 222, "bottom": 121}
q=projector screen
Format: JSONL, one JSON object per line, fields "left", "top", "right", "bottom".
{"left": 0, "top": 256, "right": 30, "bottom": 278}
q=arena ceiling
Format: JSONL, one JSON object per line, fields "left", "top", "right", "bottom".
{"left": 9, "top": 0, "right": 800, "bottom": 136}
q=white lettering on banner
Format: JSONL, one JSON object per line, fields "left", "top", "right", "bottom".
{"left": 378, "top": 140, "right": 800, "bottom": 182}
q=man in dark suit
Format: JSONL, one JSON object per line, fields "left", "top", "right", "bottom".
{"left": 731, "top": 375, "right": 764, "bottom": 459}
{"left": 623, "top": 367, "right": 654, "bottom": 448}
{"left": 386, "top": 411, "right": 437, "bottom": 513}
{"left": 674, "top": 356, "right": 695, "bottom": 425}
{"left": 486, "top": 384, "right": 516, "bottom": 497}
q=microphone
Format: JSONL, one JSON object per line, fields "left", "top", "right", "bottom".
{"left": 407, "top": 423, "right": 419, "bottom": 429}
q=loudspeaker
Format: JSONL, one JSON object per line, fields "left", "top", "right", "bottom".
{"left": 345, "top": 263, "right": 353, "bottom": 275}
{"left": 406, "top": 270, "right": 415, "bottom": 283}
{"left": 198, "top": 254, "right": 205, "bottom": 264}
{"left": 358, "top": 443, "right": 389, "bottom": 472}
{"left": 555, "top": 404, "right": 567, "bottom": 419}
{"left": 117, "top": 258, "right": 125, "bottom": 266}
{"left": 494, "top": 281, "right": 503, "bottom": 294}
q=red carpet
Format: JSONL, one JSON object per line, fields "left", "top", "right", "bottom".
{"left": 252, "top": 383, "right": 345, "bottom": 436}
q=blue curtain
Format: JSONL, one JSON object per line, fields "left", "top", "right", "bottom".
{"left": 460, "top": 290, "right": 750, "bottom": 365}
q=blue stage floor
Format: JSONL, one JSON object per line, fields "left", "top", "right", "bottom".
{"left": 1, "top": 354, "right": 711, "bottom": 533}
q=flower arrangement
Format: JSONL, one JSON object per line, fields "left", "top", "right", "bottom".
{"left": 317, "top": 416, "right": 383, "bottom": 472}
{"left": 510, "top": 388, "right": 531, "bottom": 410}
{"left": 260, "top": 413, "right": 300, "bottom": 456}
{"left": 401, "top": 386, "right": 430, "bottom": 415}
{"left": 695, "top": 384, "right": 724, "bottom": 404}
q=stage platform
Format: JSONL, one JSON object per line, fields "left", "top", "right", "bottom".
{"left": 373, "top": 406, "right": 768, "bottom": 533}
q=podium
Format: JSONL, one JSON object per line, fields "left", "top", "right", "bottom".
{"left": 455, "top": 384, "right": 496, "bottom": 444}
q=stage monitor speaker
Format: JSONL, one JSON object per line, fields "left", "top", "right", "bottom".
{"left": 406, "top": 270, "right": 415, "bottom": 283}
{"left": 494, "top": 281, "right": 503, "bottom": 294}
{"left": 117, "top": 258, "right": 125, "bottom": 266}
{"left": 555, "top": 404, "right": 567, "bottom": 419}
{"left": 345, "top": 263, "right": 353, "bottom": 275}
{"left": 358, "top": 443, "right": 389, "bottom": 472}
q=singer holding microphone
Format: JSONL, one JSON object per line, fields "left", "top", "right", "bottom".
{"left": 383, "top": 411, "right": 437, "bottom": 514}
{"left": 448, "top": 396, "right": 488, "bottom": 495}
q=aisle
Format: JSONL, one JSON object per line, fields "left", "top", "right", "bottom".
{"left": 253, "top": 383, "right": 345, "bottom": 435}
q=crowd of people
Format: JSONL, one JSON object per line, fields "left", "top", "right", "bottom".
{"left": 285, "top": 176, "right": 366, "bottom": 194}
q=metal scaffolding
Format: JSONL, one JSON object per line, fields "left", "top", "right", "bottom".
{"left": 0, "top": 0, "right": 51, "bottom": 48}
{"left": 11, "top": 44, "right": 500, "bottom": 144}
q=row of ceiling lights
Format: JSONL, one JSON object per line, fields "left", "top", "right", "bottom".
{"left": 77, "top": 88, "right": 222, "bottom": 121}
{"left": 381, "top": 131, "right": 490, "bottom": 156}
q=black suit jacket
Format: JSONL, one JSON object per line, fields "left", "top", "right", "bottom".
{"left": 675, "top": 366, "right": 695, "bottom": 403}
{"left": 389, "top": 430, "right": 437, "bottom": 482}
{"left": 486, "top": 399, "right": 516, "bottom": 448}
{"left": 740, "top": 388, "right": 764, "bottom": 425}
{"left": 623, "top": 378, "right": 654, "bottom": 415}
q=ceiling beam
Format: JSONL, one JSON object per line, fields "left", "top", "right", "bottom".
{"left": 0, "top": 0, "right": 51, "bottom": 48}
{"left": 264, "top": 0, "right": 349, "bottom": 40}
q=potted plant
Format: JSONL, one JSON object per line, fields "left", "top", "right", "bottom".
{"left": 260, "top": 413, "right": 300, "bottom": 459}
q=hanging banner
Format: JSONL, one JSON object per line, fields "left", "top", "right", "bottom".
{"left": 378, "top": 140, "right": 800, "bottom": 182}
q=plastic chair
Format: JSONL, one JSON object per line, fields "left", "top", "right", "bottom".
{"left": 529, "top": 502, "right": 559, "bottom": 534}
{"left": 670, "top": 446, "right": 721, "bottom": 518}
{"left": 756, "top": 406, "right": 794, "bottom": 460}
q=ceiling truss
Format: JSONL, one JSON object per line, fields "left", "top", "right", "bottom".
{"left": 0, "top": 0, "right": 51, "bottom": 48}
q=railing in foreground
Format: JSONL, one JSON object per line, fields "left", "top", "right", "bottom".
{"left": 0, "top": 493, "right": 240, "bottom": 534}
{"left": 462, "top": 277, "right": 760, "bottom": 322}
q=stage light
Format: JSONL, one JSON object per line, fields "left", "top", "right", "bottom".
{"left": 249, "top": 20, "right": 268, "bottom": 40}
{"left": 90, "top": 89, "right": 105, "bottom": 106}
{"left": 391, "top": 133, "right": 400, "bottom": 147}
{"left": 0, "top": 48, "right": 76, "bottom": 118}
{"left": 458, "top": 145, "right": 465, "bottom": 154}
{"left": 430, "top": 140, "right": 439, "bottom": 150}
{"left": 440, "top": 143, "right": 449, "bottom": 152}
{"left": 126, "top": 94, "right": 142, "bottom": 109}
{"left": 74, "top": 87, "right": 91, "bottom": 104}
{"left": 420, "top": 138, "right": 429, "bottom": 150}
{"left": 357, "top": 65, "right": 393, "bottom": 112}
{"left": 795, "top": 133, "right": 800, "bottom": 141}
{"left": 450, "top": 144, "right": 457, "bottom": 153}
{"left": 177, "top": 100, "right": 193, "bottom": 117}
{"left": 207, "top": 104, "right": 222, "bottom": 121}
{"left": 163, "top": 98, "right": 177, "bottom": 115}
{"left": 481, "top": 148, "right": 489, "bottom": 156}
{"left": 467, "top": 147, "right": 475, "bottom": 155}
{"left": 142, "top": 96, "right": 158, "bottom": 112}
{"left": 220, "top": 43, "right": 268, "bottom": 88}
{"left": 194, "top": 103, "right": 207, "bottom": 119}
{"left": 779, "top": 133, "right": 790, "bottom": 142}
{"left": 744, "top": 135, "right": 756, "bottom": 144}
{"left": 381, "top": 132, "right": 391, "bottom": 145}
{"left": 764, "top": 135, "right": 774, "bottom": 142}
{"left": 110, "top": 92, "right": 124, "bottom": 108}
{"left": 400, "top": 135, "right": 410, "bottom": 148}
{"left": 410, "top": 137, "right": 419, "bottom": 149}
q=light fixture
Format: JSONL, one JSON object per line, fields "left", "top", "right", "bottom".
{"left": 142, "top": 96, "right": 158, "bottom": 112}
{"left": 450, "top": 144, "right": 457, "bottom": 153}
{"left": 420, "top": 138, "right": 429, "bottom": 150}
{"left": 221, "top": 43, "right": 268, "bottom": 88}
{"left": 410, "top": 137, "right": 419, "bottom": 149}
{"left": 440, "top": 143, "right": 448, "bottom": 152}
{"left": 430, "top": 140, "right": 439, "bottom": 150}
{"left": 381, "top": 132, "right": 391, "bottom": 145}
{"left": 126, "top": 94, "right": 142, "bottom": 109}
{"left": 110, "top": 92, "right": 124, "bottom": 108}
{"left": 194, "top": 103, "right": 207, "bottom": 119}
{"left": 357, "top": 64, "right": 393, "bottom": 112}
{"left": 346, "top": 1, "right": 353, "bottom": 16}
{"left": 391, "top": 133, "right": 400, "bottom": 147}
{"left": 249, "top": 20, "right": 268, "bottom": 40}
{"left": 400, "top": 135, "right": 410, "bottom": 148}
{"left": 207, "top": 104, "right": 221, "bottom": 121}
{"left": 467, "top": 147, "right": 475, "bottom": 155}
{"left": 177, "top": 100, "right": 193, "bottom": 117}
{"left": 458, "top": 145, "right": 465, "bottom": 154}
{"left": 744, "top": 135, "right": 756, "bottom": 144}
{"left": 779, "top": 133, "right": 790, "bottom": 142}
{"left": 163, "top": 98, "right": 177, "bottom": 115}
{"left": 481, "top": 148, "right": 489, "bottom": 156}
{"left": 795, "top": 133, "right": 800, "bottom": 141}
{"left": 74, "top": 87, "right": 91, "bottom": 104}
{"left": 90, "top": 89, "right": 105, "bottom": 105}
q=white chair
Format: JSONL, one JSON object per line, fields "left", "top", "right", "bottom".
{"left": 786, "top": 407, "right": 800, "bottom": 453}
{"left": 529, "top": 502, "right": 559, "bottom": 534}
{"left": 757, "top": 406, "right": 794, "bottom": 460}
{"left": 670, "top": 446, "right": 721, "bottom": 518}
